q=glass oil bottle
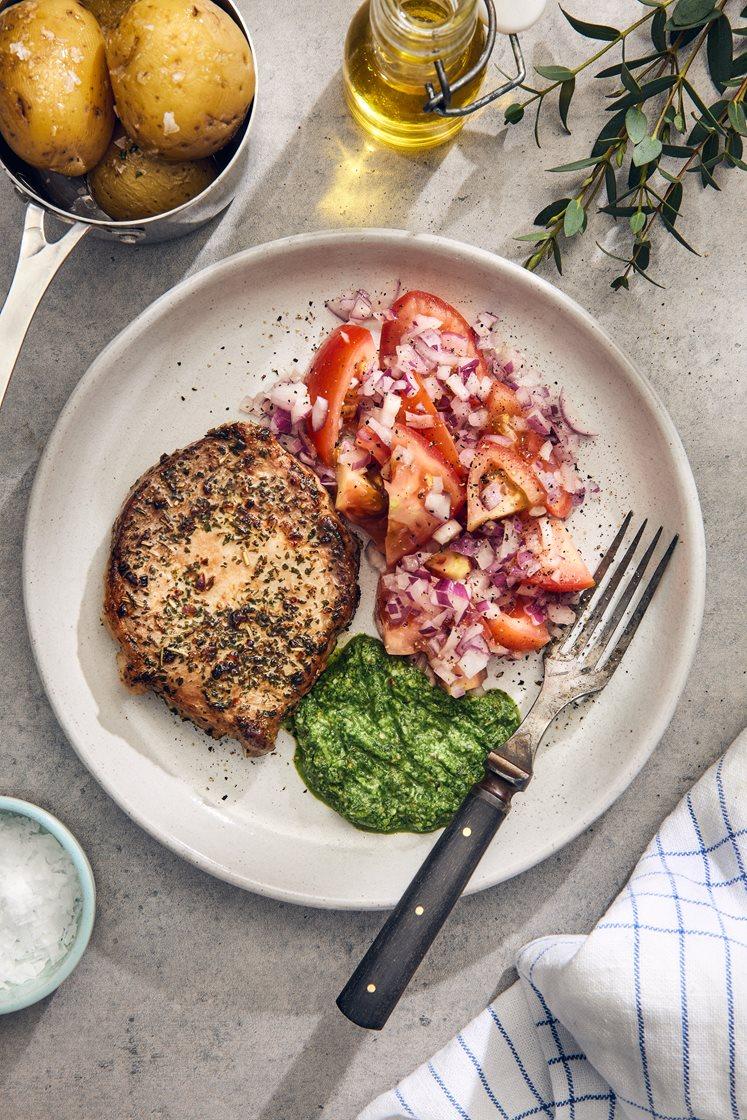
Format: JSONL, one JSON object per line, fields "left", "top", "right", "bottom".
{"left": 343, "top": 0, "right": 487, "bottom": 152}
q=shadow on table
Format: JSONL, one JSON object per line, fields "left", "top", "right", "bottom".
{"left": 201, "top": 69, "right": 513, "bottom": 263}
{"left": 255, "top": 1009, "right": 368, "bottom": 1120}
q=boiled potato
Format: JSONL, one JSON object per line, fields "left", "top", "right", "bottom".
{"left": 89, "top": 133, "right": 216, "bottom": 219}
{"left": 107, "top": 0, "right": 255, "bottom": 161}
{"left": 0, "top": 0, "right": 114, "bottom": 175}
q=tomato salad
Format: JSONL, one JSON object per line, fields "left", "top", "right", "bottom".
{"left": 247, "top": 287, "right": 598, "bottom": 697}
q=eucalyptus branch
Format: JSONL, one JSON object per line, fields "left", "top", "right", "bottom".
{"left": 507, "top": 0, "right": 747, "bottom": 289}
{"left": 613, "top": 72, "right": 747, "bottom": 286}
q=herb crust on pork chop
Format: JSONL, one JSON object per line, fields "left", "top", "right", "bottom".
{"left": 104, "top": 422, "right": 360, "bottom": 755}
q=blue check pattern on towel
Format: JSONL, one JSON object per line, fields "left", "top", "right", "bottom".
{"left": 359, "top": 732, "right": 746, "bottom": 1120}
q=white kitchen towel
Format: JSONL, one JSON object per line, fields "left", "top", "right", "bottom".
{"left": 359, "top": 730, "right": 746, "bottom": 1120}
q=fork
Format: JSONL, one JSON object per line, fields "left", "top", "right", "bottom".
{"left": 337, "top": 513, "right": 678, "bottom": 1030}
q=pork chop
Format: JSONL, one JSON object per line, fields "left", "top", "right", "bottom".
{"left": 104, "top": 422, "right": 360, "bottom": 755}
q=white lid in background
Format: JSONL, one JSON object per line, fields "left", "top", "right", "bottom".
{"left": 489, "top": 0, "right": 548, "bottom": 34}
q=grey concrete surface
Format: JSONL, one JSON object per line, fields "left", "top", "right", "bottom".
{"left": 0, "top": 2, "right": 745, "bottom": 1117}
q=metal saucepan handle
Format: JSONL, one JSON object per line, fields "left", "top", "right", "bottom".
{"left": 0, "top": 202, "right": 89, "bottom": 413}
{"left": 337, "top": 775, "right": 518, "bottom": 1030}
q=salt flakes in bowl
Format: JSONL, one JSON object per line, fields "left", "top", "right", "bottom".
{"left": 0, "top": 801, "right": 95, "bottom": 1013}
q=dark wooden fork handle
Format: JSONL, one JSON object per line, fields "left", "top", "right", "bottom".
{"left": 337, "top": 777, "right": 515, "bottom": 1030}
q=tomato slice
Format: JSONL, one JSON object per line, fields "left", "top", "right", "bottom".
{"left": 384, "top": 424, "right": 464, "bottom": 566}
{"left": 306, "top": 324, "right": 376, "bottom": 466}
{"left": 483, "top": 605, "right": 550, "bottom": 652}
{"left": 380, "top": 290, "right": 486, "bottom": 375}
{"left": 334, "top": 461, "right": 387, "bottom": 546}
{"left": 543, "top": 487, "right": 574, "bottom": 519}
{"left": 522, "top": 517, "right": 595, "bottom": 593}
{"left": 397, "top": 369, "right": 463, "bottom": 473}
{"left": 487, "top": 380, "right": 523, "bottom": 427}
{"left": 355, "top": 423, "right": 390, "bottom": 466}
{"left": 378, "top": 612, "right": 423, "bottom": 656}
{"left": 516, "top": 430, "right": 575, "bottom": 520}
{"left": 467, "top": 439, "right": 546, "bottom": 531}
{"left": 335, "top": 462, "right": 386, "bottom": 520}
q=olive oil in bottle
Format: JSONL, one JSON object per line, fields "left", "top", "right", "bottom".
{"left": 343, "top": 0, "right": 486, "bottom": 151}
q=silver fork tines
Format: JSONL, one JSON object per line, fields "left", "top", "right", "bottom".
{"left": 551, "top": 514, "right": 678, "bottom": 681}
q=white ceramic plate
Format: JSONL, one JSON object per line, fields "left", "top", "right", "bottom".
{"left": 23, "top": 230, "right": 705, "bottom": 909}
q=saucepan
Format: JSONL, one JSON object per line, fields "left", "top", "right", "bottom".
{"left": 0, "top": 0, "right": 257, "bottom": 413}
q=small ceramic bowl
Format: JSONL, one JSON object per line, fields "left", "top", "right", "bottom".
{"left": 0, "top": 796, "right": 95, "bottom": 1014}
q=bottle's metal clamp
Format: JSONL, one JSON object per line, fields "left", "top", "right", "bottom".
{"left": 423, "top": 0, "right": 525, "bottom": 118}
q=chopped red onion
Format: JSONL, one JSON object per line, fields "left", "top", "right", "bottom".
{"left": 311, "top": 395, "right": 328, "bottom": 432}
{"left": 446, "top": 374, "right": 470, "bottom": 401}
{"left": 424, "top": 490, "right": 450, "bottom": 520}
{"left": 431, "top": 519, "right": 461, "bottom": 545}
{"left": 475, "top": 540, "right": 495, "bottom": 570}
{"left": 546, "top": 603, "right": 576, "bottom": 625}
{"left": 366, "top": 416, "right": 393, "bottom": 446}
{"left": 405, "top": 412, "right": 434, "bottom": 429}
{"left": 559, "top": 389, "right": 597, "bottom": 437}
{"left": 458, "top": 648, "right": 490, "bottom": 678}
{"left": 481, "top": 480, "right": 506, "bottom": 511}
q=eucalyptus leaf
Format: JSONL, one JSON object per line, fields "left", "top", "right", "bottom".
{"left": 535, "top": 64, "right": 575, "bottom": 83}
{"left": 604, "top": 163, "right": 618, "bottom": 205}
{"left": 659, "top": 167, "right": 680, "bottom": 182}
{"left": 632, "top": 135, "right": 663, "bottom": 166}
{"left": 632, "top": 265, "right": 666, "bottom": 289}
{"left": 533, "top": 99, "right": 543, "bottom": 148}
{"left": 661, "top": 181, "right": 683, "bottom": 228}
{"left": 661, "top": 142, "right": 696, "bottom": 156}
{"left": 558, "top": 78, "right": 575, "bottom": 133}
{"left": 515, "top": 231, "right": 554, "bottom": 242}
{"left": 699, "top": 134, "right": 722, "bottom": 188}
{"left": 596, "top": 52, "right": 660, "bottom": 78}
{"left": 687, "top": 98, "right": 727, "bottom": 145}
{"left": 625, "top": 106, "right": 648, "bottom": 143}
{"left": 628, "top": 156, "right": 656, "bottom": 188}
{"left": 707, "top": 16, "right": 733, "bottom": 92}
{"left": 663, "top": 223, "right": 699, "bottom": 253}
{"left": 563, "top": 198, "right": 586, "bottom": 237}
{"left": 534, "top": 198, "right": 571, "bottom": 226}
{"left": 592, "top": 108, "right": 628, "bottom": 156}
{"left": 620, "top": 63, "right": 643, "bottom": 96}
{"left": 728, "top": 99, "right": 747, "bottom": 135}
{"left": 630, "top": 211, "right": 646, "bottom": 235}
{"left": 670, "top": 0, "right": 716, "bottom": 27}
{"left": 723, "top": 146, "right": 747, "bottom": 169}
{"left": 552, "top": 238, "right": 563, "bottom": 274}
{"left": 611, "top": 276, "right": 630, "bottom": 291}
{"left": 731, "top": 51, "right": 747, "bottom": 78}
{"left": 651, "top": 7, "right": 667, "bottom": 51}
{"left": 683, "top": 80, "right": 728, "bottom": 134}
{"left": 607, "top": 74, "right": 678, "bottom": 112}
{"left": 504, "top": 103, "right": 525, "bottom": 124}
{"left": 548, "top": 155, "right": 606, "bottom": 172}
{"left": 560, "top": 8, "right": 620, "bottom": 40}
{"left": 600, "top": 204, "right": 655, "bottom": 216}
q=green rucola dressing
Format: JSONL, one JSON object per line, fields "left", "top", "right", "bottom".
{"left": 289, "top": 635, "right": 520, "bottom": 833}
